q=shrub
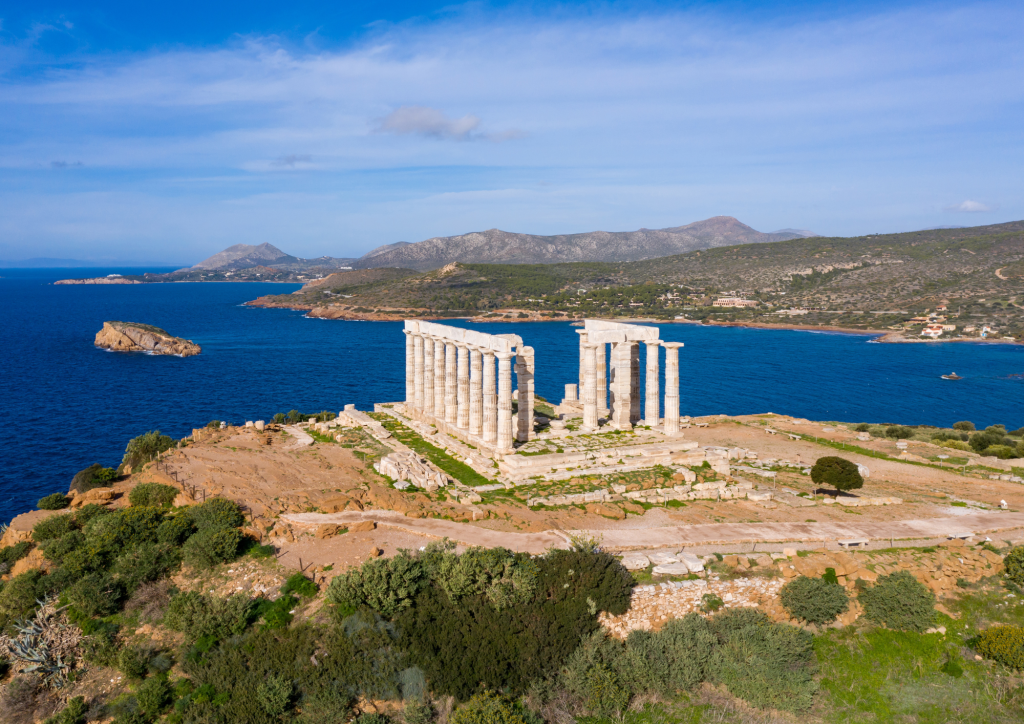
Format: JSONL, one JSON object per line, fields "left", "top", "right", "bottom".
{"left": 884, "top": 425, "right": 913, "bottom": 439}
{"left": 70, "top": 464, "right": 117, "bottom": 494}
{"left": 185, "top": 498, "right": 245, "bottom": 531}
{"left": 281, "top": 572, "right": 318, "bottom": 598}
{"left": 625, "top": 613, "right": 716, "bottom": 693}
{"left": 128, "top": 483, "right": 178, "bottom": 508}
{"left": 273, "top": 413, "right": 286, "bottom": 423}
{"left": 984, "top": 445, "right": 1018, "bottom": 459}
{"left": 112, "top": 542, "right": 182, "bottom": 593}
{"left": 427, "top": 545, "right": 538, "bottom": 610}
{"left": 940, "top": 439, "right": 972, "bottom": 452}
{"left": 970, "top": 429, "right": 1008, "bottom": 453}
{"left": 84, "top": 506, "right": 165, "bottom": 550}
{"left": 976, "top": 625, "right": 1024, "bottom": 670}
{"left": 451, "top": 692, "right": 533, "bottom": 724}
{"left": 182, "top": 527, "right": 244, "bottom": 567}
{"left": 38, "top": 493, "right": 71, "bottom": 510}
{"left": 859, "top": 571, "right": 935, "bottom": 632}
{"left": 707, "top": 608, "right": 817, "bottom": 712}
{"left": 156, "top": 514, "right": 197, "bottom": 545}
{"left": 118, "top": 644, "right": 152, "bottom": 679}
{"left": 0, "top": 570, "right": 43, "bottom": 624}
{"left": 328, "top": 552, "right": 426, "bottom": 616}
{"left": 257, "top": 674, "right": 294, "bottom": 717}
{"left": 561, "top": 631, "right": 637, "bottom": 716}
{"left": 40, "top": 531, "right": 85, "bottom": 566}
{"left": 2, "top": 675, "right": 44, "bottom": 724}
{"left": 136, "top": 674, "right": 173, "bottom": 717}
{"left": 854, "top": 423, "right": 870, "bottom": 432}
{"left": 122, "top": 431, "right": 175, "bottom": 471}
{"left": 68, "top": 573, "right": 126, "bottom": 617}
{"left": 164, "top": 591, "right": 255, "bottom": 640}
{"left": 953, "top": 420, "right": 975, "bottom": 431}
{"left": 780, "top": 576, "right": 849, "bottom": 625}
{"left": 33, "top": 513, "right": 78, "bottom": 542}
{"left": 124, "top": 579, "right": 176, "bottom": 622}
{"left": 74, "top": 503, "right": 109, "bottom": 527}
{"left": 0, "top": 542, "right": 33, "bottom": 574}
{"left": 1004, "top": 546, "right": 1024, "bottom": 587}
{"left": 810, "top": 456, "right": 864, "bottom": 493}
{"left": 43, "top": 696, "right": 87, "bottom": 724}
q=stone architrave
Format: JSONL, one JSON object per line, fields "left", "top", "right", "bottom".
{"left": 662, "top": 342, "right": 683, "bottom": 435}
{"left": 516, "top": 346, "right": 535, "bottom": 442}
{"left": 456, "top": 344, "right": 470, "bottom": 430}
{"left": 576, "top": 329, "right": 588, "bottom": 395}
{"left": 596, "top": 341, "right": 608, "bottom": 416}
{"left": 581, "top": 343, "right": 599, "bottom": 432}
{"left": 629, "top": 341, "right": 641, "bottom": 424}
{"left": 422, "top": 336, "right": 435, "bottom": 416}
{"left": 609, "top": 341, "right": 633, "bottom": 430}
{"left": 433, "top": 336, "right": 445, "bottom": 417}
{"left": 483, "top": 350, "right": 497, "bottom": 443}
{"left": 496, "top": 351, "right": 515, "bottom": 451}
{"left": 413, "top": 334, "right": 425, "bottom": 410}
{"left": 470, "top": 346, "right": 483, "bottom": 436}
{"left": 644, "top": 341, "right": 660, "bottom": 427}
{"left": 404, "top": 330, "right": 414, "bottom": 405}
{"left": 444, "top": 342, "right": 458, "bottom": 424}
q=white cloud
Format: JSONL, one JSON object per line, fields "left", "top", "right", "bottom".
{"left": 945, "top": 200, "right": 994, "bottom": 213}
{"left": 376, "top": 106, "right": 480, "bottom": 140}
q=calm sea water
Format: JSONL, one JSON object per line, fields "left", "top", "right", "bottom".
{"left": 2, "top": 268, "right": 1022, "bottom": 522}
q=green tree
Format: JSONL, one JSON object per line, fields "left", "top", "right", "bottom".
{"left": 885, "top": 425, "right": 913, "bottom": 439}
{"left": 810, "top": 456, "right": 864, "bottom": 493}
{"left": 953, "top": 420, "right": 975, "bottom": 431}
{"left": 121, "top": 431, "right": 175, "bottom": 471}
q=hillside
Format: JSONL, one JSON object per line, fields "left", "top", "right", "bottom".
{"left": 249, "top": 221, "right": 1024, "bottom": 340}
{"left": 190, "top": 242, "right": 358, "bottom": 272}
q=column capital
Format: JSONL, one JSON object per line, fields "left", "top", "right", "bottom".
{"left": 645, "top": 339, "right": 662, "bottom": 348}
{"left": 661, "top": 342, "right": 684, "bottom": 349}
{"left": 576, "top": 329, "right": 589, "bottom": 337}
{"left": 495, "top": 350, "right": 515, "bottom": 360}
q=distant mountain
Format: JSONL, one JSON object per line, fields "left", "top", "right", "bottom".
{"left": 190, "top": 243, "right": 357, "bottom": 272}
{"left": 346, "top": 216, "right": 809, "bottom": 271}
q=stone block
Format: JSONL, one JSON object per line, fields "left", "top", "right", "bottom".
{"left": 620, "top": 554, "right": 651, "bottom": 570}
{"left": 679, "top": 552, "right": 705, "bottom": 573}
{"left": 652, "top": 561, "right": 692, "bottom": 576}
{"left": 315, "top": 524, "right": 342, "bottom": 539}
{"left": 349, "top": 521, "right": 376, "bottom": 533}
{"left": 648, "top": 551, "right": 679, "bottom": 565}
{"left": 783, "top": 547, "right": 798, "bottom": 558}
{"left": 255, "top": 420, "right": 265, "bottom": 431}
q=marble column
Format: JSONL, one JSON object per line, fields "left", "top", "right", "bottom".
{"left": 516, "top": 346, "right": 535, "bottom": 442}
{"left": 496, "top": 351, "right": 514, "bottom": 451}
{"left": 470, "top": 346, "right": 483, "bottom": 436}
{"left": 483, "top": 350, "right": 497, "bottom": 443}
{"left": 662, "top": 342, "right": 683, "bottom": 435}
{"left": 444, "top": 341, "right": 458, "bottom": 424}
{"left": 433, "top": 337, "right": 446, "bottom": 419}
{"left": 644, "top": 341, "right": 661, "bottom": 427}
{"left": 629, "top": 341, "right": 641, "bottom": 425}
{"left": 456, "top": 344, "right": 470, "bottom": 430}
{"left": 581, "top": 343, "right": 599, "bottom": 432}
{"left": 413, "top": 334, "right": 425, "bottom": 411}
{"left": 404, "top": 330, "right": 414, "bottom": 405}
{"left": 596, "top": 341, "right": 608, "bottom": 416}
{"left": 422, "top": 336, "right": 435, "bottom": 417}
{"left": 609, "top": 341, "right": 633, "bottom": 430}
{"left": 576, "top": 329, "right": 588, "bottom": 401}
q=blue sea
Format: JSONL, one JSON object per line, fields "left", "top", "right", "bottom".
{"left": 2, "top": 268, "right": 1022, "bottom": 522}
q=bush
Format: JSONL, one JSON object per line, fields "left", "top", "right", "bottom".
{"left": 854, "top": 423, "right": 870, "bottom": 432}
{"left": 884, "top": 425, "right": 913, "bottom": 439}
{"left": 182, "top": 527, "right": 244, "bottom": 567}
{"left": 983, "top": 445, "right": 1018, "bottom": 459}
{"left": 970, "top": 429, "right": 1009, "bottom": 453}
{"left": 426, "top": 544, "right": 538, "bottom": 610}
{"left": 118, "top": 644, "right": 152, "bottom": 679}
{"left": 940, "top": 440, "right": 972, "bottom": 452}
{"left": 625, "top": 613, "right": 716, "bottom": 693}
{"left": 976, "top": 625, "right": 1024, "bottom": 670}
{"left": 136, "top": 674, "right": 173, "bottom": 717}
{"left": 70, "top": 464, "right": 117, "bottom": 494}
{"left": 112, "top": 542, "right": 182, "bottom": 593}
{"left": 38, "top": 493, "right": 71, "bottom": 510}
{"left": 451, "top": 692, "right": 534, "bottom": 724}
{"left": 40, "top": 531, "right": 85, "bottom": 566}
{"left": 561, "top": 631, "right": 637, "bottom": 716}
{"left": 185, "top": 498, "right": 245, "bottom": 531}
{"left": 68, "top": 573, "right": 126, "bottom": 617}
{"left": 43, "top": 696, "right": 87, "bottom": 724}
{"left": 129, "top": 483, "right": 178, "bottom": 508}
{"left": 164, "top": 591, "right": 255, "bottom": 640}
{"left": 328, "top": 552, "right": 427, "bottom": 616}
{"left": 810, "top": 456, "right": 864, "bottom": 493}
{"left": 33, "top": 513, "right": 78, "bottom": 542}
{"left": 859, "top": 571, "right": 935, "bottom": 632}
{"left": 780, "top": 576, "right": 849, "bottom": 624}
{"left": 707, "top": 609, "right": 818, "bottom": 712}
{"left": 257, "top": 674, "right": 294, "bottom": 717}
{"left": 0, "top": 542, "right": 33, "bottom": 574}
{"left": 1004, "top": 546, "right": 1024, "bottom": 587}
{"left": 85, "top": 506, "right": 165, "bottom": 550}
{"left": 121, "top": 431, "right": 175, "bottom": 471}
{"left": 0, "top": 571, "right": 43, "bottom": 624}
{"left": 156, "top": 514, "right": 197, "bottom": 545}
{"left": 953, "top": 420, "right": 975, "bottom": 431}
{"left": 74, "top": 503, "right": 109, "bottom": 527}
{"left": 281, "top": 572, "right": 318, "bottom": 598}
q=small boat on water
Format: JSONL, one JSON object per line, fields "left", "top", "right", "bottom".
{"left": 941, "top": 372, "right": 963, "bottom": 380}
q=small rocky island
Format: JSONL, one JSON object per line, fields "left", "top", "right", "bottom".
{"left": 94, "top": 321, "right": 201, "bottom": 357}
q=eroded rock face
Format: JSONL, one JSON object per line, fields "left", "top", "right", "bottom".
{"left": 94, "top": 321, "right": 201, "bottom": 357}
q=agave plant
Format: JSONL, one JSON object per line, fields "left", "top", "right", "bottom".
{"left": 0, "top": 596, "right": 80, "bottom": 688}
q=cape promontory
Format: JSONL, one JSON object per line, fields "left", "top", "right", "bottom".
{"left": 94, "top": 321, "right": 201, "bottom": 356}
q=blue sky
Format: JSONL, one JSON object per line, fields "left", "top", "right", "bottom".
{"left": 1, "top": 1, "right": 1022, "bottom": 264}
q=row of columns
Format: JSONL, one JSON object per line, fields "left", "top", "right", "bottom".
{"left": 405, "top": 331, "right": 529, "bottom": 451}
{"left": 578, "top": 334, "right": 682, "bottom": 434}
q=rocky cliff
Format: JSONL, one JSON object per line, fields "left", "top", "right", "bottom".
{"left": 94, "top": 321, "right": 201, "bottom": 357}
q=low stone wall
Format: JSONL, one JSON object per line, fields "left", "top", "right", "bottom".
{"left": 527, "top": 480, "right": 761, "bottom": 508}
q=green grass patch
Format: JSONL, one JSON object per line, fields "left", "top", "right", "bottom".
{"left": 370, "top": 414, "right": 493, "bottom": 487}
